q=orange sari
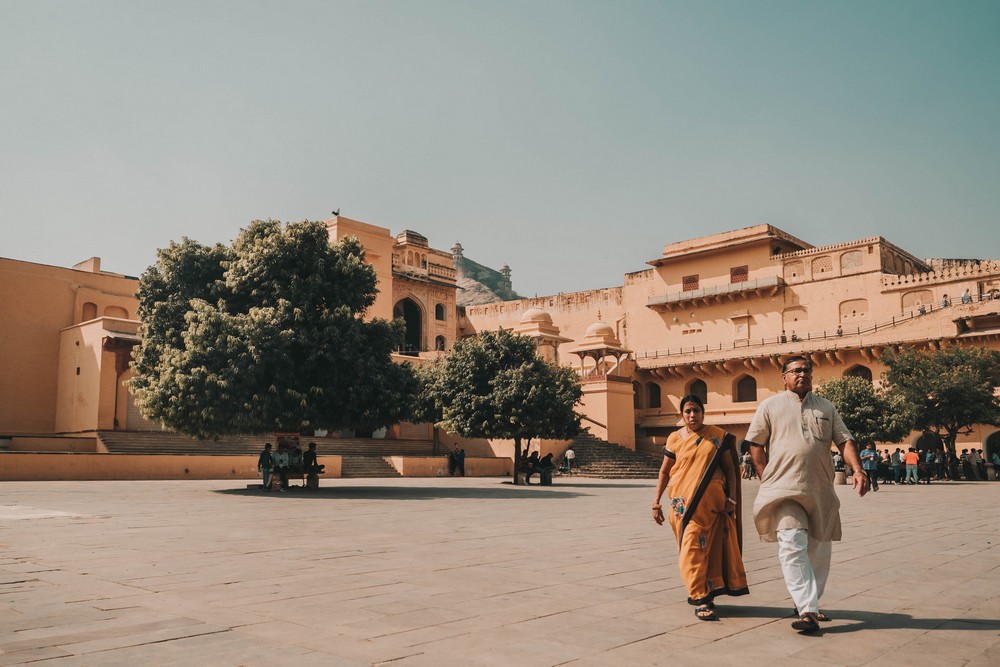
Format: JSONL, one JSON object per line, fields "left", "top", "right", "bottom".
{"left": 665, "top": 425, "right": 749, "bottom": 605}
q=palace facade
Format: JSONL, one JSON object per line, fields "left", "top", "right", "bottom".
{"left": 459, "top": 224, "right": 1000, "bottom": 457}
{"left": 2, "top": 218, "right": 1000, "bottom": 468}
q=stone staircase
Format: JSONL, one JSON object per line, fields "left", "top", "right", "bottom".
{"left": 340, "top": 456, "right": 403, "bottom": 478}
{"left": 569, "top": 432, "right": 662, "bottom": 479}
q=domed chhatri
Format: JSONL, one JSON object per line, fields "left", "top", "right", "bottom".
{"left": 520, "top": 308, "right": 553, "bottom": 325}
{"left": 585, "top": 321, "right": 616, "bottom": 339}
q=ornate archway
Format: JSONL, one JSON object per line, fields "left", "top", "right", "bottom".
{"left": 393, "top": 298, "right": 423, "bottom": 355}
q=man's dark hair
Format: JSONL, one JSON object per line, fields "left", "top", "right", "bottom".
{"left": 781, "top": 355, "right": 812, "bottom": 373}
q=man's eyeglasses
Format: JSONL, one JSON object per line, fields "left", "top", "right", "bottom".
{"left": 784, "top": 367, "right": 812, "bottom": 375}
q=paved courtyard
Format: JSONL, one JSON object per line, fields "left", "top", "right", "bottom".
{"left": 1, "top": 476, "right": 998, "bottom": 666}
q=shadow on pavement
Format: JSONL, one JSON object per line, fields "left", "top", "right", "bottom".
{"left": 725, "top": 605, "right": 1000, "bottom": 633}
{"left": 536, "top": 481, "right": 653, "bottom": 489}
{"left": 215, "top": 484, "right": 591, "bottom": 500}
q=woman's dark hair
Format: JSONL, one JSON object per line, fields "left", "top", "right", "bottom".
{"left": 679, "top": 394, "right": 705, "bottom": 412}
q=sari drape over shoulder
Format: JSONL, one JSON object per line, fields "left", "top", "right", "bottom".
{"left": 664, "top": 425, "right": 750, "bottom": 605}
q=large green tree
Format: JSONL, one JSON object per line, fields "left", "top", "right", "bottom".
{"left": 815, "top": 376, "right": 914, "bottom": 448}
{"left": 881, "top": 344, "right": 1000, "bottom": 455}
{"left": 129, "top": 220, "right": 418, "bottom": 438}
{"left": 420, "top": 328, "right": 582, "bottom": 483}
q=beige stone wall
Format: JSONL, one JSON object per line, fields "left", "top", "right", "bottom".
{"left": 387, "top": 456, "right": 511, "bottom": 477}
{"left": 326, "top": 216, "right": 395, "bottom": 321}
{"left": 0, "top": 258, "right": 138, "bottom": 435}
{"left": 0, "top": 453, "right": 342, "bottom": 481}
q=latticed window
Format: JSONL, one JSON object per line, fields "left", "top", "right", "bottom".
{"left": 730, "top": 265, "right": 748, "bottom": 283}
{"left": 812, "top": 256, "right": 833, "bottom": 274}
{"left": 682, "top": 274, "right": 699, "bottom": 291}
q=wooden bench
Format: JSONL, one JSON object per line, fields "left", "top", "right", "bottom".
{"left": 268, "top": 466, "right": 322, "bottom": 490}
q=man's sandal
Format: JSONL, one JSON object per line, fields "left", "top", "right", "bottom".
{"left": 793, "top": 608, "right": 831, "bottom": 622}
{"left": 695, "top": 603, "right": 717, "bottom": 621}
{"left": 791, "top": 615, "right": 820, "bottom": 633}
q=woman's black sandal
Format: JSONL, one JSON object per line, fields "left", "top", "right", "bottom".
{"left": 695, "top": 603, "right": 717, "bottom": 621}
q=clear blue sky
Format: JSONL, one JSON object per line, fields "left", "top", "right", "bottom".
{"left": 2, "top": 1, "right": 998, "bottom": 297}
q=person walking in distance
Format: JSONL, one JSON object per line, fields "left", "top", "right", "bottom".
{"left": 746, "top": 356, "right": 870, "bottom": 633}
{"left": 564, "top": 447, "right": 575, "bottom": 474}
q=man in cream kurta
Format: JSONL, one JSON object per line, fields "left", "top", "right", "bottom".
{"left": 747, "top": 356, "right": 869, "bottom": 632}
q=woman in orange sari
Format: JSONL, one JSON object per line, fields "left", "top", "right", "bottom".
{"left": 652, "top": 394, "right": 749, "bottom": 620}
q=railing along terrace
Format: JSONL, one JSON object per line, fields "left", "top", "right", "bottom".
{"left": 636, "top": 292, "right": 998, "bottom": 362}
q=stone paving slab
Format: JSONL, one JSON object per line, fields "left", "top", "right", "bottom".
{"left": 1, "top": 478, "right": 999, "bottom": 666}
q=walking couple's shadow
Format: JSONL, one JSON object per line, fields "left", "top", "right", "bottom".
{"left": 725, "top": 605, "right": 1000, "bottom": 633}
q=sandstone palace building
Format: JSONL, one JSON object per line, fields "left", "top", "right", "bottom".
{"left": 3, "top": 217, "right": 1000, "bottom": 477}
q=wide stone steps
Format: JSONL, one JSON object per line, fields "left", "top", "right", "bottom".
{"left": 569, "top": 433, "right": 662, "bottom": 479}
{"left": 96, "top": 431, "right": 434, "bottom": 457}
{"left": 340, "top": 456, "right": 402, "bottom": 478}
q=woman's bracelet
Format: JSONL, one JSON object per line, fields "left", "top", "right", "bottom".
{"left": 651, "top": 503, "right": 662, "bottom": 510}
{"left": 726, "top": 497, "right": 736, "bottom": 504}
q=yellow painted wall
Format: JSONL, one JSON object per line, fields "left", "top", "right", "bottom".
{"left": 326, "top": 216, "right": 394, "bottom": 321}
{"left": 0, "top": 453, "right": 342, "bottom": 481}
{"left": 0, "top": 257, "right": 137, "bottom": 434}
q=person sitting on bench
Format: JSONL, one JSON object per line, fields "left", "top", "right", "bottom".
{"left": 289, "top": 445, "right": 303, "bottom": 470}
{"left": 272, "top": 443, "right": 291, "bottom": 491}
{"left": 303, "top": 442, "right": 325, "bottom": 474}
{"left": 525, "top": 452, "right": 555, "bottom": 485}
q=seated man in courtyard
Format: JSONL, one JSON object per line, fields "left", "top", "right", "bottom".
{"left": 303, "top": 442, "right": 325, "bottom": 474}
{"left": 272, "top": 444, "right": 291, "bottom": 490}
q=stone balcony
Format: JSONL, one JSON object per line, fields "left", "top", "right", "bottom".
{"left": 646, "top": 276, "right": 784, "bottom": 312}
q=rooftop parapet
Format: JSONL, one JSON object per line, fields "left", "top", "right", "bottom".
{"left": 881, "top": 259, "right": 1000, "bottom": 289}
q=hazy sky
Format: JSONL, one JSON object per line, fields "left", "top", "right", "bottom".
{"left": 2, "top": 1, "right": 998, "bottom": 297}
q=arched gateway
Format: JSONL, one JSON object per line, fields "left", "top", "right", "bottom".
{"left": 393, "top": 298, "right": 423, "bottom": 355}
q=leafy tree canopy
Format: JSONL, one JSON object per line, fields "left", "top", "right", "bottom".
{"left": 420, "top": 328, "right": 582, "bottom": 468}
{"left": 881, "top": 344, "right": 1000, "bottom": 454}
{"left": 814, "top": 376, "right": 914, "bottom": 447}
{"left": 130, "top": 220, "right": 418, "bottom": 438}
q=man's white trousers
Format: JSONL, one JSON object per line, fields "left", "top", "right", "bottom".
{"left": 776, "top": 528, "right": 831, "bottom": 614}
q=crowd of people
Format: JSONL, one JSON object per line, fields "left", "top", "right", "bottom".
{"left": 841, "top": 445, "right": 997, "bottom": 486}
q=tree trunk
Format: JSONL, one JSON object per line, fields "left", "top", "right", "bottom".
{"left": 512, "top": 436, "right": 522, "bottom": 485}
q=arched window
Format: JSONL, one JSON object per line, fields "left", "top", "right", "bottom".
{"left": 689, "top": 379, "right": 708, "bottom": 405}
{"left": 648, "top": 383, "right": 661, "bottom": 409}
{"left": 844, "top": 365, "right": 873, "bottom": 382}
{"left": 632, "top": 381, "right": 642, "bottom": 410}
{"left": 735, "top": 375, "right": 757, "bottom": 403}
{"left": 435, "top": 304, "right": 446, "bottom": 321}
{"left": 82, "top": 302, "right": 98, "bottom": 321}
{"left": 434, "top": 336, "right": 446, "bottom": 351}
